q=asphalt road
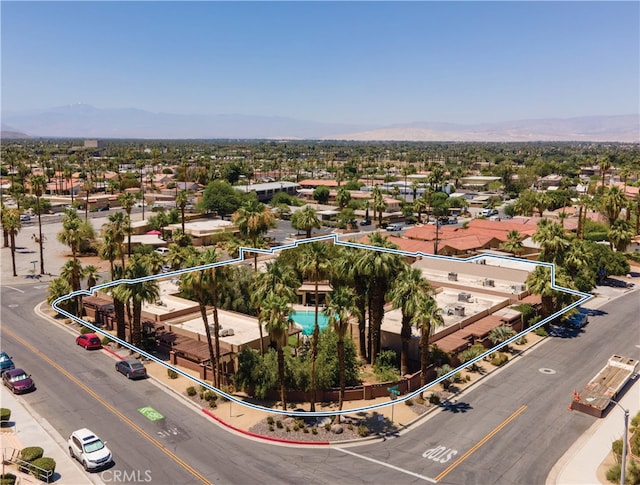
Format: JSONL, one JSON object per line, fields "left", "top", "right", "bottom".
{"left": 1, "top": 282, "right": 638, "bottom": 485}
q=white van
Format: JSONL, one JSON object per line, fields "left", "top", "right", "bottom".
{"left": 154, "top": 247, "right": 169, "bottom": 255}
{"left": 386, "top": 223, "right": 403, "bottom": 232}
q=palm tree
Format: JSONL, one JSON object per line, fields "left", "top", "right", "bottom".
{"left": 118, "top": 192, "right": 136, "bottom": 257}
{"left": 598, "top": 156, "right": 612, "bottom": 192}
{"left": 291, "top": 205, "right": 321, "bottom": 239}
{"left": 414, "top": 294, "right": 444, "bottom": 396}
{"left": 1, "top": 205, "right": 10, "bottom": 248}
{"left": 608, "top": 219, "right": 633, "bottom": 252}
{"left": 388, "top": 267, "right": 432, "bottom": 375}
{"left": 82, "top": 178, "right": 94, "bottom": 222}
{"left": 3, "top": 209, "right": 21, "bottom": 277}
{"left": 30, "top": 174, "right": 47, "bottom": 274}
{"left": 532, "top": 219, "right": 569, "bottom": 264}
{"left": 487, "top": 325, "right": 517, "bottom": 351}
{"left": 83, "top": 264, "right": 100, "bottom": 290}
{"left": 113, "top": 256, "right": 159, "bottom": 349}
{"left": 260, "top": 292, "right": 293, "bottom": 410}
{"left": 251, "top": 260, "right": 298, "bottom": 355}
{"left": 356, "top": 232, "right": 402, "bottom": 366}
{"left": 298, "top": 241, "right": 333, "bottom": 412}
{"left": 371, "top": 186, "right": 386, "bottom": 227}
{"left": 324, "top": 285, "right": 360, "bottom": 417}
{"left": 501, "top": 230, "right": 524, "bottom": 256}
{"left": 336, "top": 186, "right": 351, "bottom": 210}
{"left": 180, "top": 249, "right": 221, "bottom": 386}
{"left": 232, "top": 198, "right": 276, "bottom": 271}
{"left": 526, "top": 266, "right": 574, "bottom": 318}
{"left": 600, "top": 186, "right": 627, "bottom": 226}
{"left": 47, "top": 277, "right": 73, "bottom": 316}
{"left": 413, "top": 196, "right": 429, "bottom": 224}
{"left": 176, "top": 190, "right": 189, "bottom": 233}
{"left": 60, "top": 259, "right": 84, "bottom": 317}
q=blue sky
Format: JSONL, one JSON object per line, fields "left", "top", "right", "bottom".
{"left": 2, "top": 1, "right": 638, "bottom": 125}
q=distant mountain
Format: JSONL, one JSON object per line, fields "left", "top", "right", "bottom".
{"left": 1, "top": 104, "right": 377, "bottom": 140}
{"left": 330, "top": 115, "right": 640, "bottom": 143}
{"left": 0, "top": 123, "right": 30, "bottom": 139}
{"left": 1, "top": 105, "right": 637, "bottom": 142}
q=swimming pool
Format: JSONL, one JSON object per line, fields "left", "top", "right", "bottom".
{"left": 290, "top": 311, "right": 330, "bottom": 335}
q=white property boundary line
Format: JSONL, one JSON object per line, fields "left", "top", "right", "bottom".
{"left": 52, "top": 234, "right": 592, "bottom": 417}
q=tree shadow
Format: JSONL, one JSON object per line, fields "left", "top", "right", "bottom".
{"left": 439, "top": 400, "right": 473, "bottom": 413}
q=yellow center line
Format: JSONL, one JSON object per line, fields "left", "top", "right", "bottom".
{"left": 434, "top": 404, "right": 527, "bottom": 482}
{"left": 3, "top": 326, "right": 212, "bottom": 485}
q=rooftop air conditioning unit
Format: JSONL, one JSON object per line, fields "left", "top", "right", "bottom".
{"left": 458, "top": 292, "right": 472, "bottom": 302}
{"left": 448, "top": 272, "right": 458, "bottom": 281}
{"left": 483, "top": 279, "right": 495, "bottom": 287}
{"left": 454, "top": 305, "right": 466, "bottom": 316}
{"left": 512, "top": 284, "right": 527, "bottom": 292}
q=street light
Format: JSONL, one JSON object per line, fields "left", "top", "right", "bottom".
{"left": 586, "top": 396, "right": 629, "bottom": 485}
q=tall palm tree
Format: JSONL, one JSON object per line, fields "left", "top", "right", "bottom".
{"left": 525, "top": 266, "right": 574, "bottom": 318}
{"left": 232, "top": 198, "right": 276, "bottom": 271}
{"left": 113, "top": 256, "right": 159, "bottom": 349}
{"left": 298, "top": 241, "right": 333, "bottom": 412}
{"left": 414, "top": 294, "right": 443, "bottom": 396}
{"left": 47, "top": 277, "right": 73, "bottom": 316}
{"left": 60, "top": 258, "right": 84, "bottom": 316}
{"left": 324, "top": 285, "right": 359, "bottom": 417}
{"left": 82, "top": 178, "right": 94, "bottom": 222}
{"left": 598, "top": 156, "right": 612, "bottom": 192}
{"left": 1, "top": 205, "right": 10, "bottom": 248}
{"left": 371, "top": 186, "right": 385, "bottom": 227}
{"left": 180, "top": 249, "right": 221, "bottom": 386}
{"left": 30, "top": 174, "right": 47, "bottom": 274}
{"left": 83, "top": 264, "right": 100, "bottom": 290}
{"left": 356, "top": 232, "right": 402, "bottom": 366}
{"left": 336, "top": 186, "right": 351, "bottom": 210}
{"left": 118, "top": 192, "right": 136, "bottom": 257}
{"left": 388, "top": 267, "right": 432, "bottom": 375}
{"left": 251, "top": 260, "right": 298, "bottom": 355}
{"left": 176, "top": 190, "right": 189, "bottom": 233}
{"left": 600, "top": 186, "right": 627, "bottom": 226}
{"left": 260, "top": 292, "right": 293, "bottom": 411}
{"left": 608, "top": 219, "right": 633, "bottom": 252}
{"left": 3, "top": 209, "right": 21, "bottom": 277}
{"left": 290, "top": 205, "right": 321, "bottom": 239}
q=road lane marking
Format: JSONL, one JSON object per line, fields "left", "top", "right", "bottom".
{"left": 335, "top": 447, "right": 437, "bottom": 483}
{"left": 434, "top": 404, "right": 527, "bottom": 482}
{"left": 3, "top": 326, "right": 212, "bottom": 485}
{"left": 5, "top": 287, "right": 25, "bottom": 293}
{"left": 138, "top": 406, "right": 165, "bottom": 421}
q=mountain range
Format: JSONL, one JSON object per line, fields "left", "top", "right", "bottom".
{"left": 2, "top": 104, "right": 638, "bottom": 142}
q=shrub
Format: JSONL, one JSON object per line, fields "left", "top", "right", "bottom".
{"left": 167, "top": 369, "right": 179, "bottom": 379}
{"left": 405, "top": 399, "right": 414, "bottom": 407}
{"left": 490, "top": 353, "right": 509, "bottom": 367}
{"left": 429, "top": 393, "right": 441, "bottom": 405}
{"left": 0, "top": 408, "right": 11, "bottom": 425}
{"left": 324, "top": 423, "right": 331, "bottom": 431}
{"left": 612, "top": 439, "right": 623, "bottom": 463}
{"left": 535, "top": 327, "right": 548, "bottom": 337}
{"left": 605, "top": 464, "right": 621, "bottom": 483}
{"left": 79, "top": 326, "right": 93, "bottom": 335}
{"left": 208, "top": 400, "right": 217, "bottom": 408}
{"left": 312, "top": 427, "right": 318, "bottom": 435}
{"left": 357, "top": 424, "right": 369, "bottom": 437}
{"left": 293, "top": 424, "right": 300, "bottom": 431}
{"left": 303, "top": 427, "right": 309, "bottom": 434}
{"left": 203, "top": 391, "right": 217, "bottom": 402}
{"left": 266, "top": 416, "right": 274, "bottom": 426}
{"left": 186, "top": 386, "right": 197, "bottom": 397}
{"left": 0, "top": 473, "right": 16, "bottom": 485}
{"left": 269, "top": 425, "right": 274, "bottom": 432}
{"left": 29, "top": 457, "right": 56, "bottom": 481}
{"left": 19, "top": 447, "right": 44, "bottom": 463}
{"left": 101, "top": 336, "right": 111, "bottom": 346}
{"left": 347, "top": 424, "right": 354, "bottom": 430}
{"left": 515, "top": 336, "right": 528, "bottom": 346}
{"left": 276, "top": 420, "right": 283, "bottom": 429}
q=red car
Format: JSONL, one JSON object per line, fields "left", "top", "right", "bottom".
{"left": 3, "top": 368, "right": 35, "bottom": 394}
{"left": 76, "top": 333, "right": 102, "bottom": 350}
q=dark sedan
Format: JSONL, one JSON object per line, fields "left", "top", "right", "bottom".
{"left": 3, "top": 368, "right": 35, "bottom": 394}
{"left": 115, "top": 359, "right": 147, "bottom": 379}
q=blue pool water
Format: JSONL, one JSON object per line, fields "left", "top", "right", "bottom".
{"left": 290, "top": 311, "right": 330, "bottom": 335}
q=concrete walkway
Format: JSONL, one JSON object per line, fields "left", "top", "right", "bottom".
{"left": 0, "top": 388, "right": 94, "bottom": 484}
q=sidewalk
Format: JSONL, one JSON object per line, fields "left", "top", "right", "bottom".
{"left": 0, "top": 388, "right": 94, "bottom": 484}
{"left": 547, "top": 281, "right": 640, "bottom": 485}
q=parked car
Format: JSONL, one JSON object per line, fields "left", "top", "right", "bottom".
{"left": 481, "top": 208, "right": 499, "bottom": 217}
{"left": 68, "top": 428, "right": 113, "bottom": 471}
{"left": 19, "top": 214, "right": 31, "bottom": 222}
{"left": 2, "top": 368, "right": 35, "bottom": 394}
{"left": 0, "top": 352, "right": 15, "bottom": 375}
{"left": 386, "top": 223, "right": 403, "bottom": 231}
{"left": 154, "top": 247, "right": 170, "bottom": 255}
{"left": 76, "top": 333, "right": 102, "bottom": 350}
{"left": 97, "top": 206, "right": 110, "bottom": 212}
{"left": 359, "top": 219, "right": 372, "bottom": 226}
{"left": 115, "top": 359, "right": 147, "bottom": 379}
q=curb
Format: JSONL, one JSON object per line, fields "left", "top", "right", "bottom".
{"left": 201, "top": 408, "right": 330, "bottom": 446}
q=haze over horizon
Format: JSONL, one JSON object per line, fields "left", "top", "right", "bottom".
{"left": 2, "top": 2, "right": 638, "bottom": 129}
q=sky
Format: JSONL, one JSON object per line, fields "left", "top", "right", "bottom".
{"left": 1, "top": 1, "right": 638, "bottom": 126}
